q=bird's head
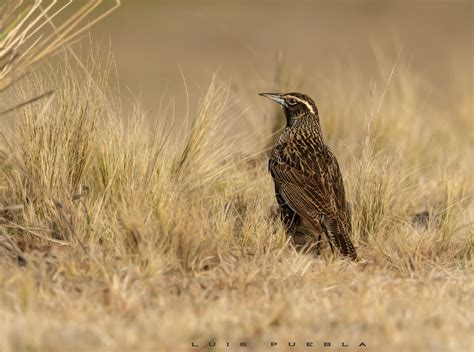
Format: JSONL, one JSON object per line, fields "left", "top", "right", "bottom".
{"left": 259, "top": 92, "right": 318, "bottom": 124}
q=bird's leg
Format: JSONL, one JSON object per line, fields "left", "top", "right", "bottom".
{"left": 315, "top": 233, "right": 322, "bottom": 255}
{"left": 327, "top": 237, "right": 335, "bottom": 253}
{"left": 320, "top": 221, "right": 336, "bottom": 254}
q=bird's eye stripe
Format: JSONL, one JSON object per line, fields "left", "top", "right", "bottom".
{"left": 286, "top": 96, "right": 316, "bottom": 114}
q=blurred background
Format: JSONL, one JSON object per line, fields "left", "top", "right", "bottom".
{"left": 87, "top": 0, "right": 472, "bottom": 120}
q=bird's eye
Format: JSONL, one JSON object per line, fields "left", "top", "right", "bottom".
{"left": 288, "top": 99, "right": 297, "bottom": 105}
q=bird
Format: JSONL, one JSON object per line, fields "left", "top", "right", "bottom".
{"left": 259, "top": 92, "right": 357, "bottom": 260}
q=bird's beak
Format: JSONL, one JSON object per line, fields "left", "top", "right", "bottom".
{"left": 258, "top": 93, "right": 286, "bottom": 106}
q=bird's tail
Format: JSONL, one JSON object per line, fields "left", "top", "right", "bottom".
{"left": 324, "top": 217, "right": 357, "bottom": 260}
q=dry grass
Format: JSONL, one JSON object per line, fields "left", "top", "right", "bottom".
{"left": 0, "top": 0, "right": 119, "bottom": 113}
{"left": 0, "top": 49, "right": 472, "bottom": 352}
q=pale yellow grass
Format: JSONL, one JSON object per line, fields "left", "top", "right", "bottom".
{"left": 0, "top": 0, "right": 119, "bottom": 93}
{"left": 0, "top": 52, "right": 472, "bottom": 352}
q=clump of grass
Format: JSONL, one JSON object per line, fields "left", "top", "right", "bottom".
{"left": 2, "top": 55, "right": 286, "bottom": 270}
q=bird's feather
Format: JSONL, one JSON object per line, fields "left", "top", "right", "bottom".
{"left": 270, "top": 135, "right": 356, "bottom": 260}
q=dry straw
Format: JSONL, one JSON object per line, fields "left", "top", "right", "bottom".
{"left": 0, "top": 0, "right": 120, "bottom": 112}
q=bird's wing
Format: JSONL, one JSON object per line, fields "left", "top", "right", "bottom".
{"left": 326, "top": 150, "right": 352, "bottom": 234}
{"left": 270, "top": 146, "right": 356, "bottom": 259}
{"left": 270, "top": 146, "right": 337, "bottom": 219}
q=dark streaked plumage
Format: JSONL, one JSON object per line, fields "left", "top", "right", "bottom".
{"left": 260, "top": 92, "right": 357, "bottom": 260}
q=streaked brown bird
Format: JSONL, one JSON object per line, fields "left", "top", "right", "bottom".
{"left": 260, "top": 92, "right": 357, "bottom": 260}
